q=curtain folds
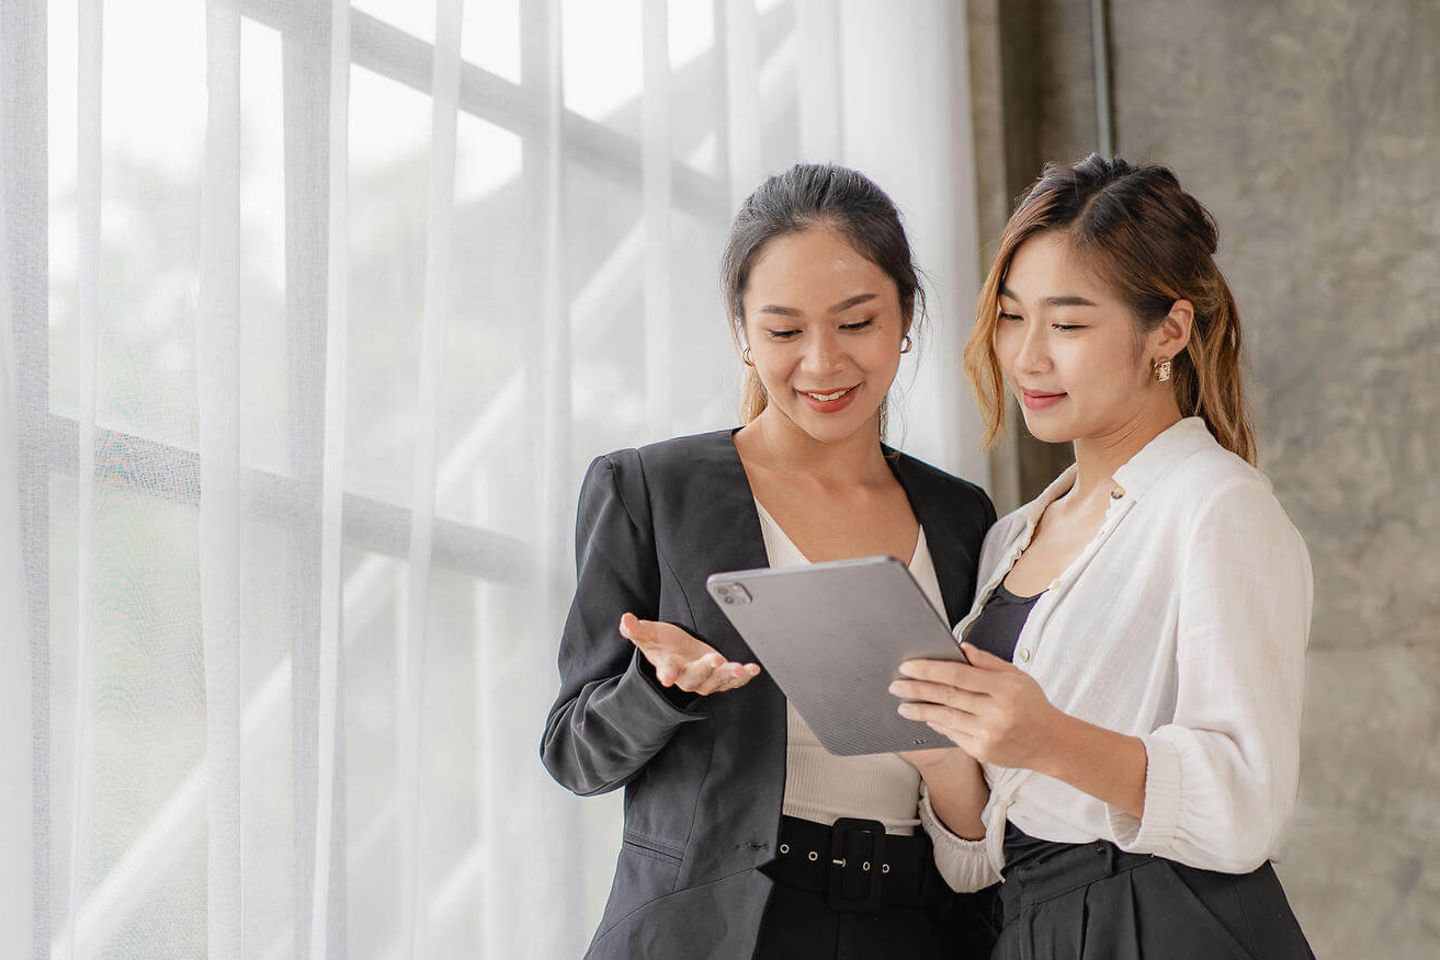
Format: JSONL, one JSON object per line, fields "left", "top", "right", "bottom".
{"left": 0, "top": 2, "right": 979, "bottom": 957}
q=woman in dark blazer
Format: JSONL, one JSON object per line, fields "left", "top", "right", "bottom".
{"left": 541, "top": 164, "right": 997, "bottom": 959}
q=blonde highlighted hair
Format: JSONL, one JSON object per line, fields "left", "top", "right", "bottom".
{"left": 964, "top": 154, "right": 1256, "bottom": 464}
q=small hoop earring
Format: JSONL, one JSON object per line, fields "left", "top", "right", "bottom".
{"left": 742, "top": 346, "right": 754, "bottom": 367}
{"left": 1154, "top": 357, "right": 1172, "bottom": 383}
{"left": 900, "top": 335, "right": 913, "bottom": 355}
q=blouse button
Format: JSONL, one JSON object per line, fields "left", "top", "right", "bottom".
{"left": 1109, "top": 485, "right": 1125, "bottom": 500}
{"left": 1017, "top": 648, "right": 1032, "bottom": 664}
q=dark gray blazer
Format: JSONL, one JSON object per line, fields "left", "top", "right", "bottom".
{"left": 541, "top": 429, "right": 996, "bottom": 959}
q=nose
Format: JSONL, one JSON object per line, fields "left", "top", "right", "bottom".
{"left": 1011, "top": 319, "right": 1051, "bottom": 375}
{"left": 800, "top": 327, "right": 847, "bottom": 376}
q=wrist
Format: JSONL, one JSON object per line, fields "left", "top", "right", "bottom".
{"left": 1031, "top": 708, "right": 1079, "bottom": 779}
{"left": 907, "top": 748, "right": 962, "bottom": 774}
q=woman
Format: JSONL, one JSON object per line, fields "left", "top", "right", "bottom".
{"left": 541, "top": 163, "right": 998, "bottom": 959}
{"left": 889, "top": 155, "right": 1316, "bottom": 958}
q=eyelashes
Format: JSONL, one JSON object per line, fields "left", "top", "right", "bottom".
{"left": 766, "top": 318, "right": 876, "bottom": 340}
{"left": 998, "top": 313, "right": 1085, "bottom": 332}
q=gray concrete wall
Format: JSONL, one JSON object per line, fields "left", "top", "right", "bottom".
{"left": 971, "top": 1, "right": 1440, "bottom": 953}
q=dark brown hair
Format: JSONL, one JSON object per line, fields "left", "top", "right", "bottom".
{"left": 964, "top": 154, "right": 1256, "bottom": 463}
{"left": 721, "top": 163, "right": 925, "bottom": 432}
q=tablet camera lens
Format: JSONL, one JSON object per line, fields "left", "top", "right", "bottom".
{"left": 712, "top": 582, "right": 751, "bottom": 605}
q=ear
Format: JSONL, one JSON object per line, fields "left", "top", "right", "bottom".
{"left": 1151, "top": 299, "right": 1194, "bottom": 360}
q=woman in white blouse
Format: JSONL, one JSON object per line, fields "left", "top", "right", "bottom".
{"left": 889, "top": 155, "right": 1316, "bottom": 958}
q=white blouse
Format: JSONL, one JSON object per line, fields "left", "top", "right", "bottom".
{"left": 918, "top": 417, "right": 1314, "bottom": 891}
{"left": 753, "top": 497, "right": 946, "bottom": 836}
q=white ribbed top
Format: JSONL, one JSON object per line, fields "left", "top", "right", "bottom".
{"left": 753, "top": 498, "right": 948, "bottom": 836}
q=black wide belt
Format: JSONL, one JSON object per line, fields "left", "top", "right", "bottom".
{"left": 759, "top": 815, "right": 949, "bottom": 913}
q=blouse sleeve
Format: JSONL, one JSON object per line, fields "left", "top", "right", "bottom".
{"left": 918, "top": 782, "right": 1003, "bottom": 892}
{"left": 539, "top": 452, "right": 709, "bottom": 797}
{"left": 1106, "top": 478, "right": 1313, "bottom": 872}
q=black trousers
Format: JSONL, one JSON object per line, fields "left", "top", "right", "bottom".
{"left": 751, "top": 880, "right": 997, "bottom": 960}
{"left": 994, "top": 840, "right": 1315, "bottom": 960}
{"left": 750, "top": 817, "right": 997, "bottom": 960}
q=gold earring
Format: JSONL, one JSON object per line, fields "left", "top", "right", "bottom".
{"left": 742, "top": 346, "right": 754, "bottom": 367}
{"left": 900, "top": 335, "right": 913, "bottom": 354}
{"left": 1154, "top": 357, "right": 1172, "bottom": 383}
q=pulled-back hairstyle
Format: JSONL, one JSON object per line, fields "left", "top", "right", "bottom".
{"left": 721, "top": 163, "right": 925, "bottom": 434}
{"left": 964, "top": 154, "right": 1256, "bottom": 464}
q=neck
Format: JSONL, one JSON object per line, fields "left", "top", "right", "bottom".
{"left": 745, "top": 406, "right": 890, "bottom": 484}
{"left": 1068, "top": 398, "right": 1184, "bottom": 501}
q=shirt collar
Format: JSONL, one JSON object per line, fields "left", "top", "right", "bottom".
{"left": 1110, "top": 416, "right": 1217, "bottom": 501}
{"left": 1017, "top": 416, "right": 1218, "bottom": 527}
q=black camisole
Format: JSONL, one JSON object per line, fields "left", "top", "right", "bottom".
{"left": 962, "top": 578, "right": 1088, "bottom": 876}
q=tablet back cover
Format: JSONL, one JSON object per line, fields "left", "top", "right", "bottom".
{"left": 706, "top": 556, "right": 967, "bottom": 756}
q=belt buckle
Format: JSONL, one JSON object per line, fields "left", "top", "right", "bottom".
{"left": 826, "top": 817, "right": 886, "bottom": 913}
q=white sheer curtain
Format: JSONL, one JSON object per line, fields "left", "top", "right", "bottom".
{"left": 0, "top": 1, "right": 981, "bottom": 957}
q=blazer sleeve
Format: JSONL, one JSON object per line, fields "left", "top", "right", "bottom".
{"left": 1106, "top": 478, "right": 1313, "bottom": 872}
{"left": 540, "top": 452, "right": 709, "bottom": 797}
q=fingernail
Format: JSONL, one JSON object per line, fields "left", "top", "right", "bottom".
{"left": 887, "top": 682, "right": 902, "bottom": 696}
{"left": 897, "top": 662, "right": 917, "bottom": 677}
{"left": 898, "top": 704, "right": 917, "bottom": 718}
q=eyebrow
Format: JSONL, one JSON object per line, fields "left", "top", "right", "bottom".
{"left": 998, "top": 285, "right": 1098, "bottom": 308}
{"left": 757, "top": 292, "right": 878, "bottom": 317}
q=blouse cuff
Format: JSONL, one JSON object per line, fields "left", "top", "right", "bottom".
{"left": 1108, "top": 731, "right": 1182, "bottom": 854}
{"left": 918, "top": 785, "right": 1001, "bottom": 893}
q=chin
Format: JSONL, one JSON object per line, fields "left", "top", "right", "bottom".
{"left": 788, "top": 406, "right": 878, "bottom": 444}
{"left": 1018, "top": 412, "right": 1078, "bottom": 445}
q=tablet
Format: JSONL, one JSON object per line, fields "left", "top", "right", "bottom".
{"left": 705, "top": 556, "right": 968, "bottom": 757}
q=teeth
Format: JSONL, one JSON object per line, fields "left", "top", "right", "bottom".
{"left": 805, "top": 388, "right": 851, "bottom": 402}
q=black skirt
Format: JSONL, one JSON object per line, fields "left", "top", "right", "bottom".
{"left": 993, "top": 834, "right": 1315, "bottom": 959}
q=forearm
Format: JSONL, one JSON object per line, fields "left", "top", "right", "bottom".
{"left": 541, "top": 649, "right": 707, "bottom": 796}
{"left": 916, "top": 754, "right": 989, "bottom": 841}
{"left": 1036, "top": 712, "right": 1147, "bottom": 819}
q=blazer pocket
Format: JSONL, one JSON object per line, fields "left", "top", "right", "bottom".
{"left": 621, "top": 831, "right": 685, "bottom": 866}
{"left": 594, "top": 833, "right": 686, "bottom": 941}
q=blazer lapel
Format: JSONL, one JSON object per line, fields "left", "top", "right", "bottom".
{"left": 678, "top": 429, "right": 772, "bottom": 660}
{"left": 683, "top": 432, "right": 978, "bottom": 637}
{"left": 888, "top": 453, "right": 978, "bottom": 629}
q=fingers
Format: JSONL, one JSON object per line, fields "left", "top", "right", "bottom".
{"left": 959, "top": 641, "right": 1020, "bottom": 672}
{"left": 897, "top": 657, "right": 1001, "bottom": 694}
{"left": 889, "top": 678, "right": 986, "bottom": 714}
{"left": 692, "top": 661, "right": 761, "bottom": 696}
{"left": 618, "top": 612, "right": 656, "bottom": 647}
{"left": 617, "top": 614, "right": 760, "bottom": 695}
{"left": 673, "top": 652, "right": 724, "bottom": 691}
{"left": 674, "top": 654, "right": 761, "bottom": 696}
{"left": 896, "top": 699, "right": 978, "bottom": 728}
{"left": 897, "top": 701, "right": 981, "bottom": 750}
{"left": 621, "top": 614, "right": 706, "bottom": 660}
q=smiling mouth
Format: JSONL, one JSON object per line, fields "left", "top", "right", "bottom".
{"left": 800, "top": 386, "right": 857, "bottom": 402}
